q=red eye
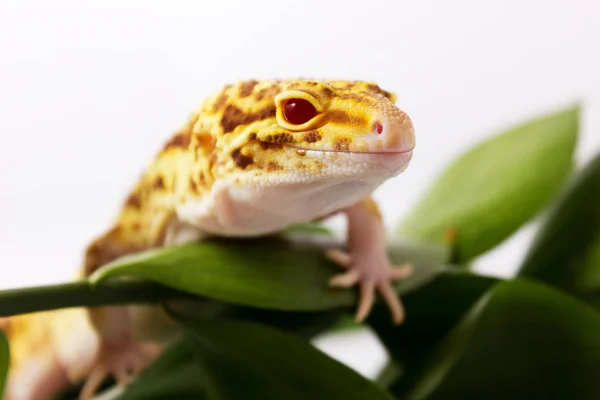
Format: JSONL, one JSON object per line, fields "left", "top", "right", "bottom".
{"left": 283, "top": 98, "right": 317, "bottom": 125}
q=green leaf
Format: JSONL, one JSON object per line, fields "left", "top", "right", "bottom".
{"left": 398, "top": 105, "right": 579, "bottom": 263}
{"left": 178, "top": 318, "right": 395, "bottom": 400}
{"left": 116, "top": 337, "right": 207, "bottom": 400}
{"left": 327, "top": 314, "right": 364, "bottom": 333}
{"left": 280, "top": 222, "right": 333, "bottom": 237}
{"left": 98, "top": 309, "right": 344, "bottom": 400}
{"left": 0, "top": 329, "right": 8, "bottom": 399}
{"left": 91, "top": 236, "right": 447, "bottom": 312}
{"left": 165, "top": 296, "right": 346, "bottom": 341}
{"left": 401, "top": 279, "right": 600, "bottom": 400}
{"left": 367, "top": 270, "right": 498, "bottom": 394}
{"left": 518, "top": 152, "right": 600, "bottom": 301}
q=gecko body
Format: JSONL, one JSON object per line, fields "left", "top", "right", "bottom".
{"left": 2, "top": 79, "right": 415, "bottom": 400}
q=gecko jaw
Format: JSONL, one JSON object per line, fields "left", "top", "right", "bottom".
{"left": 285, "top": 145, "right": 414, "bottom": 178}
{"left": 286, "top": 144, "right": 415, "bottom": 156}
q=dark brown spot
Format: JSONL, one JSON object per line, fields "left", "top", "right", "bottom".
{"left": 125, "top": 192, "right": 141, "bottom": 209}
{"left": 189, "top": 178, "right": 199, "bottom": 194}
{"left": 239, "top": 80, "right": 259, "bottom": 97}
{"left": 334, "top": 138, "right": 351, "bottom": 151}
{"left": 304, "top": 131, "right": 322, "bottom": 143}
{"left": 231, "top": 148, "right": 253, "bottom": 169}
{"left": 321, "top": 86, "right": 335, "bottom": 98}
{"left": 328, "top": 110, "right": 366, "bottom": 126}
{"left": 220, "top": 105, "right": 244, "bottom": 133}
{"left": 255, "top": 85, "right": 282, "bottom": 101}
{"left": 265, "top": 133, "right": 293, "bottom": 144}
{"left": 220, "top": 104, "right": 277, "bottom": 134}
{"left": 249, "top": 132, "right": 257, "bottom": 140}
{"left": 196, "top": 132, "right": 216, "bottom": 154}
{"left": 85, "top": 226, "right": 127, "bottom": 273}
{"left": 153, "top": 176, "right": 165, "bottom": 190}
{"left": 198, "top": 172, "right": 206, "bottom": 183}
{"left": 293, "top": 89, "right": 319, "bottom": 99}
{"left": 259, "top": 141, "right": 283, "bottom": 151}
{"left": 164, "top": 132, "right": 191, "bottom": 150}
{"left": 367, "top": 84, "right": 393, "bottom": 100}
{"left": 208, "top": 153, "right": 218, "bottom": 173}
{"left": 212, "top": 93, "right": 228, "bottom": 112}
{"left": 267, "top": 161, "right": 282, "bottom": 171}
{"left": 131, "top": 222, "right": 141, "bottom": 231}
{"left": 338, "top": 93, "right": 375, "bottom": 106}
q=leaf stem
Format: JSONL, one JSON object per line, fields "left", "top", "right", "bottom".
{"left": 0, "top": 279, "right": 193, "bottom": 317}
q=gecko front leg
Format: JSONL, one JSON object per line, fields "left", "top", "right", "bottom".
{"left": 76, "top": 214, "right": 207, "bottom": 399}
{"left": 75, "top": 308, "right": 161, "bottom": 400}
{"left": 72, "top": 228, "right": 164, "bottom": 400}
{"left": 327, "top": 197, "right": 413, "bottom": 325}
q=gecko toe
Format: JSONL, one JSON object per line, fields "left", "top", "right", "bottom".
{"left": 378, "top": 281, "right": 405, "bottom": 325}
{"left": 390, "top": 262, "right": 413, "bottom": 280}
{"left": 115, "top": 365, "right": 134, "bottom": 386}
{"left": 78, "top": 366, "right": 108, "bottom": 400}
{"left": 325, "top": 249, "right": 352, "bottom": 268}
{"left": 329, "top": 269, "right": 360, "bottom": 287}
{"left": 355, "top": 281, "right": 376, "bottom": 323}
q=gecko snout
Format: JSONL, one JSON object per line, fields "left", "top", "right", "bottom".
{"left": 362, "top": 108, "right": 415, "bottom": 153}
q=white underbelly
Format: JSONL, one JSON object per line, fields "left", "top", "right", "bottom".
{"left": 176, "top": 178, "right": 381, "bottom": 237}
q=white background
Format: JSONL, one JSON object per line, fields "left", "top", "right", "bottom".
{"left": 1, "top": 0, "right": 599, "bottom": 380}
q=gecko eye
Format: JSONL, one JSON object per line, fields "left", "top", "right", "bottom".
{"left": 283, "top": 98, "right": 317, "bottom": 125}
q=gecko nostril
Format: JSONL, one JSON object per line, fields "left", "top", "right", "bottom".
{"left": 374, "top": 122, "right": 384, "bottom": 135}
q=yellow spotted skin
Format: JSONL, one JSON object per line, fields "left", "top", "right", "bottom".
{"left": 2, "top": 80, "right": 415, "bottom": 400}
{"left": 83, "top": 79, "right": 402, "bottom": 273}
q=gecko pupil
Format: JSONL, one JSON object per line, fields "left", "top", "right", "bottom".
{"left": 283, "top": 98, "right": 317, "bottom": 125}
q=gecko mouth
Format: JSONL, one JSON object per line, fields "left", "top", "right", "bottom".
{"left": 285, "top": 144, "right": 415, "bottom": 155}
{"left": 285, "top": 144, "right": 414, "bottom": 177}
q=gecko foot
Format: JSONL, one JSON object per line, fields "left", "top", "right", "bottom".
{"left": 326, "top": 249, "right": 413, "bottom": 325}
{"left": 78, "top": 340, "right": 160, "bottom": 400}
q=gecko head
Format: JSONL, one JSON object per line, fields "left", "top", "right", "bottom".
{"left": 272, "top": 80, "right": 415, "bottom": 157}
{"left": 209, "top": 79, "right": 415, "bottom": 187}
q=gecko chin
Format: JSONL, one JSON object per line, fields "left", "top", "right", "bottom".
{"left": 197, "top": 146, "right": 413, "bottom": 237}
{"left": 216, "top": 147, "right": 414, "bottom": 236}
